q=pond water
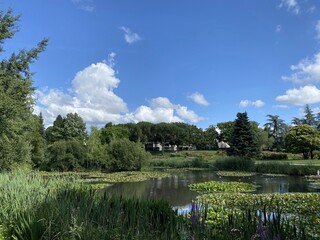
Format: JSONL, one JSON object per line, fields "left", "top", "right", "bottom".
{"left": 105, "top": 170, "right": 320, "bottom": 211}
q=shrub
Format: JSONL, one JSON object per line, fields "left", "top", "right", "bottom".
{"left": 107, "top": 138, "right": 150, "bottom": 171}
{"left": 260, "top": 152, "right": 288, "bottom": 160}
{"left": 255, "top": 162, "right": 319, "bottom": 176}
{"left": 44, "top": 139, "right": 86, "bottom": 171}
{"left": 213, "top": 156, "right": 255, "bottom": 172}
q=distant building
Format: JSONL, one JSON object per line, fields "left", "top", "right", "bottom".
{"left": 216, "top": 140, "right": 230, "bottom": 149}
{"left": 145, "top": 142, "right": 162, "bottom": 151}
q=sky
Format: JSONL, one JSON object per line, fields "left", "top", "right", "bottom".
{"left": 2, "top": 0, "right": 320, "bottom": 129}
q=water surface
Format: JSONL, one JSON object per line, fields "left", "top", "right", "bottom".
{"left": 105, "top": 171, "right": 319, "bottom": 210}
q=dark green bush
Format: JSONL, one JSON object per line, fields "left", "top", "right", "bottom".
{"left": 260, "top": 152, "right": 288, "bottom": 160}
{"left": 108, "top": 138, "right": 150, "bottom": 171}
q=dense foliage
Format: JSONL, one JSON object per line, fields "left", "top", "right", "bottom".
{"left": 0, "top": 9, "right": 47, "bottom": 170}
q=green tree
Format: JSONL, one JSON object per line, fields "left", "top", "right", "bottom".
{"left": 45, "top": 139, "right": 86, "bottom": 171}
{"left": 85, "top": 126, "right": 109, "bottom": 169}
{"left": 264, "top": 115, "right": 288, "bottom": 151}
{"left": 292, "top": 105, "right": 317, "bottom": 128}
{"left": 0, "top": 9, "right": 47, "bottom": 170}
{"left": 29, "top": 114, "right": 46, "bottom": 167}
{"left": 100, "top": 124, "right": 130, "bottom": 144}
{"left": 45, "top": 115, "right": 65, "bottom": 143}
{"left": 64, "top": 113, "right": 87, "bottom": 142}
{"left": 217, "top": 121, "right": 234, "bottom": 143}
{"left": 228, "top": 112, "right": 259, "bottom": 158}
{"left": 285, "top": 124, "right": 320, "bottom": 159}
{"left": 107, "top": 138, "right": 149, "bottom": 171}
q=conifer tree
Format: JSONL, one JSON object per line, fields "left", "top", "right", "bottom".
{"left": 228, "top": 112, "right": 259, "bottom": 158}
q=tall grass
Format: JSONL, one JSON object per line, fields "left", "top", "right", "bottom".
{"left": 255, "top": 163, "right": 319, "bottom": 176}
{"left": 213, "top": 156, "right": 255, "bottom": 172}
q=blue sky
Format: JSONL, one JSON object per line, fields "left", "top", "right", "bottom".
{"left": 2, "top": 0, "right": 320, "bottom": 129}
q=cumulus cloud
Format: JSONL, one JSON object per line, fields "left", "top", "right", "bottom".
{"left": 129, "top": 97, "right": 204, "bottom": 124}
{"left": 188, "top": 92, "right": 210, "bottom": 106}
{"left": 35, "top": 64, "right": 204, "bottom": 127}
{"left": 71, "top": 0, "right": 95, "bottom": 12}
{"left": 239, "top": 100, "right": 265, "bottom": 108}
{"left": 279, "top": 0, "right": 300, "bottom": 15}
{"left": 119, "top": 26, "right": 141, "bottom": 44}
{"left": 282, "top": 52, "right": 320, "bottom": 84}
{"left": 36, "top": 62, "right": 128, "bottom": 127}
{"left": 276, "top": 85, "right": 320, "bottom": 105}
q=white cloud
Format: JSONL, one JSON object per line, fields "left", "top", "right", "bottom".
{"left": 132, "top": 97, "right": 204, "bottom": 124}
{"left": 279, "top": 0, "right": 300, "bottom": 15}
{"left": 275, "top": 25, "right": 282, "bottom": 33}
{"left": 239, "top": 100, "right": 265, "bottom": 108}
{"left": 120, "top": 26, "right": 141, "bottom": 44}
{"left": 276, "top": 85, "right": 320, "bottom": 105}
{"left": 129, "top": 106, "right": 183, "bottom": 123}
{"left": 35, "top": 65, "right": 204, "bottom": 127}
{"left": 175, "top": 105, "right": 205, "bottom": 123}
{"left": 36, "top": 62, "right": 128, "bottom": 127}
{"left": 315, "top": 20, "right": 320, "bottom": 40}
{"left": 188, "top": 92, "right": 210, "bottom": 106}
{"left": 149, "top": 97, "right": 174, "bottom": 109}
{"left": 71, "top": 0, "right": 95, "bottom": 12}
{"left": 282, "top": 52, "right": 320, "bottom": 84}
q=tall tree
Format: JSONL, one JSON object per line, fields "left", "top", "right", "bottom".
{"left": 64, "top": 113, "right": 87, "bottom": 142}
{"left": 228, "top": 112, "right": 259, "bottom": 158}
{"left": 0, "top": 9, "right": 47, "bottom": 170}
{"left": 264, "top": 115, "right": 288, "bottom": 151}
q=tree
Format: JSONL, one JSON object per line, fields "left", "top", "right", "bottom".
{"left": 100, "top": 124, "right": 130, "bottom": 144}
{"left": 285, "top": 124, "right": 320, "bottom": 159}
{"left": 217, "top": 121, "right": 234, "bottom": 143}
{"left": 228, "top": 112, "right": 259, "bottom": 158}
{"left": 264, "top": 115, "right": 288, "bottom": 151}
{"left": 63, "top": 113, "right": 87, "bottom": 142}
{"left": 45, "top": 113, "right": 87, "bottom": 143}
{"left": 85, "top": 126, "right": 109, "bottom": 169}
{"left": 292, "top": 105, "right": 317, "bottom": 128}
{"left": 29, "top": 114, "right": 46, "bottom": 167}
{"left": 107, "top": 138, "right": 149, "bottom": 171}
{"left": 0, "top": 9, "right": 48, "bottom": 170}
{"left": 45, "top": 139, "right": 86, "bottom": 171}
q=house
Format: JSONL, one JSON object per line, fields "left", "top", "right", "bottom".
{"left": 145, "top": 142, "right": 162, "bottom": 151}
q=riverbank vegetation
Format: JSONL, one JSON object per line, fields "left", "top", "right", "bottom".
{"left": 1, "top": 171, "right": 319, "bottom": 239}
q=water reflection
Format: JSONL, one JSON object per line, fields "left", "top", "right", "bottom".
{"left": 105, "top": 171, "right": 319, "bottom": 208}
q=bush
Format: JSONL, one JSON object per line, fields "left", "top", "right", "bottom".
{"left": 213, "top": 156, "right": 255, "bottom": 172}
{"left": 108, "top": 138, "right": 150, "bottom": 171}
{"left": 260, "top": 152, "right": 288, "bottom": 160}
{"left": 255, "top": 162, "right": 319, "bottom": 176}
{"left": 44, "top": 139, "right": 86, "bottom": 171}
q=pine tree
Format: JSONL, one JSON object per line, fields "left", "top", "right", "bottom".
{"left": 0, "top": 9, "right": 47, "bottom": 170}
{"left": 228, "top": 112, "right": 259, "bottom": 158}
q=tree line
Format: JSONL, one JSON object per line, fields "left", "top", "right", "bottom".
{"left": 1, "top": 8, "right": 320, "bottom": 172}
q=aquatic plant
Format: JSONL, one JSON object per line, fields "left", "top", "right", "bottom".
{"left": 189, "top": 181, "right": 256, "bottom": 193}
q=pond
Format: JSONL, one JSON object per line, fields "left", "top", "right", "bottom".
{"left": 105, "top": 170, "right": 320, "bottom": 211}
